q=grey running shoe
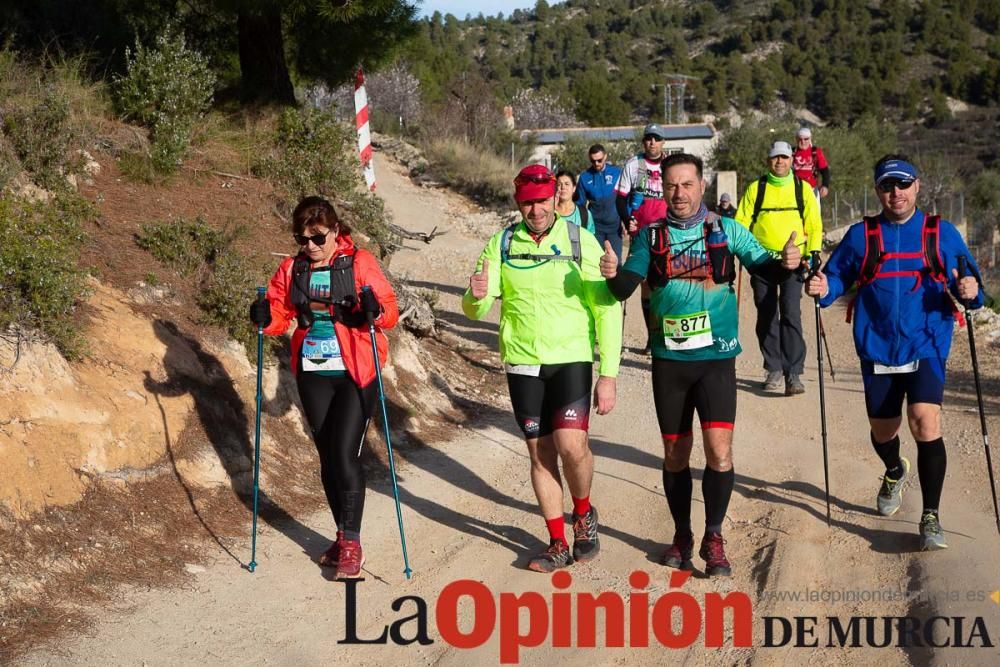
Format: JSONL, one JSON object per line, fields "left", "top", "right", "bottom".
{"left": 763, "top": 370, "right": 783, "bottom": 391}
{"left": 660, "top": 529, "right": 695, "bottom": 570}
{"left": 919, "top": 512, "right": 948, "bottom": 551}
{"left": 528, "top": 539, "right": 573, "bottom": 572}
{"left": 785, "top": 374, "right": 806, "bottom": 395}
{"left": 571, "top": 506, "right": 600, "bottom": 562}
{"left": 876, "top": 456, "right": 910, "bottom": 516}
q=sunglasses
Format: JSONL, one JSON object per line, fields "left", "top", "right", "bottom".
{"left": 294, "top": 232, "right": 329, "bottom": 246}
{"left": 514, "top": 171, "right": 556, "bottom": 186}
{"left": 643, "top": 135, "right": 664, "bottom": 142}
{"left": 877, "top": 179, "right": 915, "bottom": 193}
{"left": 589, "top": 158, "right": 605, "bottom": 164}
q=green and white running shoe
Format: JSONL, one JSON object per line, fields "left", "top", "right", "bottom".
{"left": 876, "top": 456, "right": 910, "bottom": 516}
{"left": 919, "top": 512, "right": 948, "bottom": 551}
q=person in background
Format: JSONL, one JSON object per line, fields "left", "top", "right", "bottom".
{"left": 556, "top": 169, "right": 595, "bottom": 235}
{"left": 717, "top": 192, "right": 736, "bottom": 218}
{"left": 792, "top": 127, "right": 831, "bottom": 205}
{"left": 575, "top": 144, "right": 624, "bottom": 260}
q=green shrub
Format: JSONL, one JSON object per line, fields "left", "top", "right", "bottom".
{"left": 254, "top": 106, "right": 399, "bottom": 257}
{"left": 0, "top": 136, "right": 22, "bottom": 191}
{"left": 2, "top": 89, "right": 77, "bottom": 190}
{"left": 113, "top": 25, "right": 215, "bottom": 174}
{"left": 549, "top": 136, "right": 638, "bottom": 176}
{"left": 423, "top": 137, "right": 516, "bottom": 209}
{"left": 0, "top": 193, "right": 93, "bottom": 358}
{"left": 198, "top": 252, "right": 279, "bottom": 362}
{"left": 135, "top": 217, "right": 240, "bottom": 276}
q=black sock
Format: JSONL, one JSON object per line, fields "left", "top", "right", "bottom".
{"left": 871, "top": 432, "right": 903, "bottom": 479}
{"left": 662, "top": 466, "right": 692, "bottom": 533}
{"left": 916, "top": 437, "right": 946, "bottom": 513}
{"left": 703, "top": 466, "right": 735, "bottom": 534}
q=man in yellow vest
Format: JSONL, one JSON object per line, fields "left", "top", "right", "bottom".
{"left": 735, "top": 141, "right": 822, "bottom": 396}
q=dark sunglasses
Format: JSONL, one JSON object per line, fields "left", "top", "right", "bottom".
{"left": 589, "top": 158, "right": 605, "bottom": 164}
{"left": 877, "top": 179, "right": 915, "bottom": 193}
{"left": 643, "top": 134, "right": 664, "bottom": 141}
{"left": 514, "top": 171, "right": 556, "bottom": 186}
{"left": 294, "top": 232, "right": 329, "bottom": 246}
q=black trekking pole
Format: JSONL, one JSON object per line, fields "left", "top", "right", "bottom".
{"left": 249, "top": 286, "right": 266, "bottom": 572}
{"left": 810, "top": 252, "right": 832, "bottom": 527}
{"left": 361, "top": 286, "right": 413, "bottom": 578}
{"left": 816, "top": 311, "right": 836, "bottom": 382}
{"left": 957, "top": 256, "right": 1000, "bottom": 536}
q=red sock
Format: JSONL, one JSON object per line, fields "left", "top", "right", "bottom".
{"left": 572, "top": 495, "right": 591, "bottom": 517}
{"left": 545, "top": 516, "right": 566, "bottom": 544}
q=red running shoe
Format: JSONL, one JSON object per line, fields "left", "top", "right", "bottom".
{"left": 335, "top": 539, "right": 365, "bottom": 580}
{"left": 318, "top": 530, "right": 345, "bottom": 568}
{"left": 699, "top": 532, "right": 732, "bottom": 578}
{"left": 660, "top": 529, "right": 694, "bottom": 570}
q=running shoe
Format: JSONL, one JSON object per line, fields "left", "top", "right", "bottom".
{"left": 699, "top": 532, "right": 732, "bottom": 577}
{"left": 334, "top": 539, "right": 365, "bottom": 579}
{"left": 876, "top": 456, "right": 910, "bottom": 516}
{"left": 919, "top": 512, "right": 948, "bottom": 551}
{"left": 785, "top": 374, "right": 805, "bottom": 395}
{"left": 762, "top": 370, "right": 783, "bottom": 391}
{"left": 571, "top": 506, "right": 600, "bottom": 562}
{"left": 318, "top": 530, "right": 345, "bottom": 567}
{"left": 660, "top": 529, "right": 695, "bottom": 570}
{"left": 528, "top": 539, "right": 573, "bottom": 573}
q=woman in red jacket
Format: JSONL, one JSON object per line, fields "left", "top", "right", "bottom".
{"left": 250, "top": 196, "right": 398, "bottom": 580}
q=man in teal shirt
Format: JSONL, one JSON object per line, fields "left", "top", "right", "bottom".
{"left": 601, "top": 153, "right": 800, "bottom": 577}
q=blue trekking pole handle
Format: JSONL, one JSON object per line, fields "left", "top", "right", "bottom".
{"left": 249, "top": 286, "right": 266, "bottom": 572}
{"left": 361, "top": 286, "right": 413, "bottom": 578}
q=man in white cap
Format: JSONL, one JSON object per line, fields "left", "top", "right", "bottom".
{"left": 792, "top": 127, "right": 830, "bottom": 203}
{"left": 735, "top": 140, "right": 821, "bottom": 396}
{"left": 717, "top": 192, "right": 736, "bottom": 218}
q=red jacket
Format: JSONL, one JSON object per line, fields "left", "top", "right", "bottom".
{"left": 262, "top": 233, "right": 398, "bottom": 388}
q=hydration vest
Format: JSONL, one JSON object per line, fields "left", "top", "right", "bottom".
{"left": 846, "top": 214, "right": 962, "bottom": 326}
{"left": 646, "top": 214, "right": 736, "bottom": 289}
{"left": 750, "top": 175, "right": 806, "bottom": 233}
{"left": 290, "top": 253, "right": 358, "bottom": 328}
{"left": 500, "top": 221, "right": 582, "bottom": 266}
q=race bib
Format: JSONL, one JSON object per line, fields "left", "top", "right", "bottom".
{"left": 505, "top": 364, "right": 541, "bottom": 377}
{"left": 301, "top": 334, "right": 345, "bottom": 372}
{"left": 873, "top": 360, "right": 919, "bottom": 375}
{"left": 662, "top": 311, "right": 713, "bottom": 351}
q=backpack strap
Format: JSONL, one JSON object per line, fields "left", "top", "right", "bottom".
{"left": 579, "top": 205, "right": 589, "bottom": 232}
{"left": 794, "top": 176, "right": 805, "bottom": 221}
{"left": 566, "top": 218, "right": 582, "bottom": 264}
{"left": 750, "top": 176, "right": 767, "bottom": 233}
{"left": 647, "top": 221, "right": 671, "bottom": 288}
{"left": 501, "top": 220, "right": 582, "bottom": 266}
{"left": 811, "top": 146, "right": 819, "bottom": 180}
{"left": 922, "top": 214, "right": 946, "bottom": 280}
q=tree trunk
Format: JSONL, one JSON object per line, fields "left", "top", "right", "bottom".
{"left": 237, "top": 9, "right": 296, "bottom": 105}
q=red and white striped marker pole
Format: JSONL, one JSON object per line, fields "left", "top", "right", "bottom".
{"left": 354, "top": 67, "right": 376, "bottom": 191}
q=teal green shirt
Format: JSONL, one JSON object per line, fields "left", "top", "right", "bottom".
{"left": 622, "top": 216, "right": 773, "bottom": 361}
{"left": 302, "top": 270, "right": 346, "bottom": 377}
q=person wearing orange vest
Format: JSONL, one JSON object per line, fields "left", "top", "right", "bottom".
{"left": 250, "top": 196, "right": 398, "bottom": 580}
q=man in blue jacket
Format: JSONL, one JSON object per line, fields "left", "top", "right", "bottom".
{"left": 805, "top": 154, "right": 984, "bottom": 551}
{"left": 575, "top": 144, "right": 624, "bottom": 262}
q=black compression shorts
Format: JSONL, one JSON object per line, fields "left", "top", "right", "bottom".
{"left": 651, "top": 357, "right": 736, "bottom": 439}
{"left": 506, "top": 361, "right": 593, "bottom": 438}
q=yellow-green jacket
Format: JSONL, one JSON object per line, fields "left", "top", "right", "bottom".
{"left": 735, "top": 172, "right": 822, "bottom": 255}
{"left": 462, "top": 215, "right": 622, "bottom": 377}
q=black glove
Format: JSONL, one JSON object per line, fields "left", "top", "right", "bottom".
{"left": 360, "top": 287, "right": 381, "bottom": 318}
{"left": 249, "top": 297, "right": 271, "bottom": 328}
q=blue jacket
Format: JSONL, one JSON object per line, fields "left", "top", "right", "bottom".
{"left": 819, "top": 210, "right": 984, "bottom": 365}
{"left": 575, "top": 163, "right": 622, "bottom": 231}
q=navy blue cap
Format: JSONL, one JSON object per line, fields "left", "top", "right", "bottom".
{"left": 874, "top": 159, "right": 918, "bottom": 185}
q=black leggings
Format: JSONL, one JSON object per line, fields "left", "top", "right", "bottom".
{"left": 296, "top": 373, "right": 377, "bottom": 536}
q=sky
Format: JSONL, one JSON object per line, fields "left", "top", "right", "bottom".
{"left": 417, "top": 1, "right": 544, "bottom": 19}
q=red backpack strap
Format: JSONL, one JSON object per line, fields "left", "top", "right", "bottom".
{"left": 857, "top": 216, "right": 883, "bottom": 287}
{"left": 922, "top": 214, "right": 946, "bottom": 281}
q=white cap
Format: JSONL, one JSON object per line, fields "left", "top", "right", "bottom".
{"left": 768, "top": 141, "right": 793, "bottom": 158}
{"left": 796, "top": 127, "right": 812, "bottom": 139}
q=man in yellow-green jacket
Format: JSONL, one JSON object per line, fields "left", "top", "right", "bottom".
{"left": 463, "top": 164, "right": 623, "bottom": 573}
{"left": 735, "top": 140, "right": 822, "bottom": 396}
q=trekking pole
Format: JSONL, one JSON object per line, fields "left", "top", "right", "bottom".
{"left": 249, "top": 286, "right": 266, "bottom": 573}
{"left": 810, "top": 252, "right": 832, "bottom": 527}
{"left": 361, "top": 286, "right": 413, "bottom": 578}
{"left": 816, "top": 310, "right": 837, "bottom": 382}
{"left": 957, "top": 256, "right": 1000, "bottom": 535}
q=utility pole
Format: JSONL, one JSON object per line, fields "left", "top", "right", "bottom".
{"left": 651, "top": 83, "right": 668, "bottom": 123}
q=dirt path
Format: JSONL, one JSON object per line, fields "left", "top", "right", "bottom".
{"left": 24, "top": 156, "right": 1000, "bottom": 665}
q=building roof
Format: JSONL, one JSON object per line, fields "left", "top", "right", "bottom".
{"left": 523, "top": 124, "right": 715, "bottom": 144}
